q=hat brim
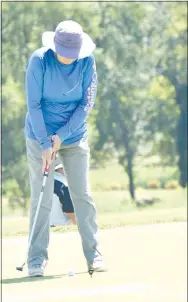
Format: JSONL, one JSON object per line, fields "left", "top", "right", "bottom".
{"left": 55, "top": 164, "right": 64, "bottom": 170}
{"left": 42, "top": 31, "right": 96, "bottom": 59}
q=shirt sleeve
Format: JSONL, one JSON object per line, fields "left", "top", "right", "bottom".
{"left": 56, "top": 55, "right": 98, "bottom": 142}
{"left": 25, "top": 53, "right": 51, "bottom": 150}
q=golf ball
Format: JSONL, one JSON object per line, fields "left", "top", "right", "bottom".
{"left": 68, "top": 269, "right": 75, "bottom": 276}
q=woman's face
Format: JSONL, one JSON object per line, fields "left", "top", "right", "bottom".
{"left": 57, "top": 54, "right": 76, "bottom": 65}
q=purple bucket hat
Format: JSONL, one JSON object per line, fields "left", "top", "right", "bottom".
{"left": 42, "top": 20, "right": 96, "bottom": 59}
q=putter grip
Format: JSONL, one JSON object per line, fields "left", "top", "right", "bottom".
{"left": 44, "top": 152, "right": 55, "bottom": 174}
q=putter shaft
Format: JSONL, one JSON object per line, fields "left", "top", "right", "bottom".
{"left": 16, "top": 160, "right": 53, "bottom": 272}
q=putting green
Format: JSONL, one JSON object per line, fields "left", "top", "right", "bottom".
{"left": 2, "top": 222, "right": 187, "bottom": 302}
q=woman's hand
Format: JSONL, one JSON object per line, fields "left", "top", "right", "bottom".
{"left": 42, "top": 147, "right": 54, "bottom": 172}
{"left": 52, "top": 134, "right": 62, "bottom": 153}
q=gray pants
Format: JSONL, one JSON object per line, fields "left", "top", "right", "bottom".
{"left": 26, "top": 137, "right": 101, "bottom": 268}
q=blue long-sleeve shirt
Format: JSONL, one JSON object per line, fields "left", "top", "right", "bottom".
{"left": 25, "top": 47, "right": 97, "bottom": 150}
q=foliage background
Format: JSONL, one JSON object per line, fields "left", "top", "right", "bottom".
{"left": 2, "top": 2, "right": 187, "bottom": 215}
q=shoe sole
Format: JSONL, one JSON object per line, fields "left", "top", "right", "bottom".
{"left": 28, "top": 273, "right": 44, "bottom": 277}
{"left": 88, "top": 265, "right": 107, "bottom": 273}
{"left": 94, "top": 267, "right": 108, "bottom": 272}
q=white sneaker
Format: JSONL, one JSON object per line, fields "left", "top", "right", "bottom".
{"left": 88, "top": 257, "right": 107, "bottom": 272}
{"left": 28, "top": 263, "right": 46, "bottom": 277}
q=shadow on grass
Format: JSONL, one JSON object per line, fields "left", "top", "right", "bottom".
{"left": 2, "top": 271, "right": 88, "bottom": 284}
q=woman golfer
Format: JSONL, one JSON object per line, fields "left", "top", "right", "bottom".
{"left": 25, "top": 20, "right": 104, "bottom": 277}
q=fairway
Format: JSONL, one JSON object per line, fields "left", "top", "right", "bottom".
{"left": 2, "top": 222, "right": 186, "bottom": 302}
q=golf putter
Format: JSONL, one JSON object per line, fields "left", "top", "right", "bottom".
{"left": 16, "top": 154, "right": 54, "bottom": 272}
{"left": 88, "top": 247, "right": 103, "bottom": 278}
{"left": 88, "top": 267, "right": 94, "bottom": 278}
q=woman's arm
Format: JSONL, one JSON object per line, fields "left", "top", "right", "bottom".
{"left": 25, "top": 52, "right": 51, "bottom": 150}
{"left": 56, "top": 55, "right": 97, "bottom": 142}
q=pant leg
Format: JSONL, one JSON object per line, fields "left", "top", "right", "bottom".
{"left": 26, "top": 137, "right": 55, "bottom": 267}
{"left": 59, "top": 141, "right": 102, "bottom": 264}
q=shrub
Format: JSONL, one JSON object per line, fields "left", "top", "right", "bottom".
{"left": 165, "top": 180, "right": 180, "bottom": 189}
{"left": 135, "top": 180, "right": 147, "bottom": 189}
{"left": 147, "top": 180, "right": 161, "bottom": 189}
{"left": 92, "top": 183, "right": 127, "bottom": 191}
{"left": 109, "top": 183, "right": 124, "bottom": 191}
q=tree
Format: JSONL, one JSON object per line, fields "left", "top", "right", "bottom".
{"left": 3, "top": 155, "right": 30, "bottom": 216}
{"left": 2, "top": 2, "right": 102, "bottom": 209}
{"left": 2, "top": 2, "right": 186, "bottom": 208}
{"left": 141, "top": 2, "right": 187, "bottom": 186}
{"left": 94, "top": 2, "right": 152, "bottom": 200}
{"left": 94, "top": 2, "right": 187, "bottom": 199}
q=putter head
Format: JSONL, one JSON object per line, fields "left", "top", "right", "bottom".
{"left": 16, "top": 266, "right": 24, "bottom": 272}
{"left": 88, "top": 267, "right": 94, "bottom": 277}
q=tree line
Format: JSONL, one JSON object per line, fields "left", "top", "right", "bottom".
{"left": 2, "top": 2, "right": 187, "bottom": 209}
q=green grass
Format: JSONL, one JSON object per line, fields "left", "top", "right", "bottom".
{"left": 2, "top": 161, "right": 186, "bottom": 237}
{"left": 89, "top": 161, "right": 177, "bottom": 190}
{"left": 93, "top": 188, "right": 186, "bottom": 212}
{"left": 2, "top": 161, "right": 186, "bottom": 302}
{"left": 2, "top": 208, "right": 186, "bottom": 238}
{"left": 2, "top": 189, "right": 186, "bottom": 237}
{"left": 3, "top": 187, "right": 186, "bottom": 217}
{"left": 2, "top": 161, "right": 180, "bottom": 217}
{"left": 90, "top": 161, "right": 128, "bottom": 190}
{"left": 2, "top": 223, "right": 187, "bottom": 302}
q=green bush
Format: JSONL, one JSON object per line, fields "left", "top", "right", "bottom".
{"left": 165, "top": 180, "right": 180, "bottom": 189}
{"left": 92, "top": 182, "right": 127, "bottom": 192}
{"left": 147, "top": 180, "right": 161, "bottom": 189}
{"left": 109, "top": 183, "right": 127, "bottom": 191}
{"left": 3, "top": 179, "right": 21, "bottom": 198}
{"left": 135, "top": 180, "right": 147, "bottom": 189}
